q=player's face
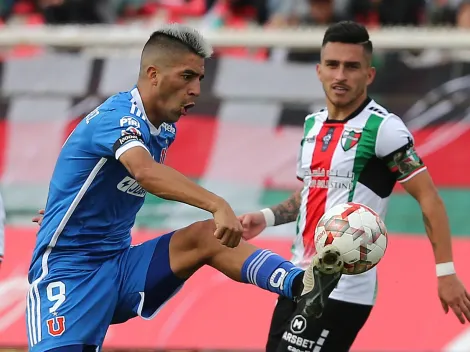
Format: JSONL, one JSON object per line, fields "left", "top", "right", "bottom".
{"left": 153, "top": 52, "right": 205, "bottom": 123}
{"left": 317, "top": 42, "right": 375, "bottom": 109}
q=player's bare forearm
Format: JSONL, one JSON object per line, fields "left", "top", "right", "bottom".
{"left": 139, "top": 163, "right": 225, "bottom": 213}
{"left": 120, "top": 147, "right": 225, "bottom": 213}
{"left": 403, "top": 171, "right": 453, "bottom": 264}
{"left": 420, "top": 194, "right": 453, "bottom": 263}
{"left": 269, "top": 189, "right": 301, "bottom": 226}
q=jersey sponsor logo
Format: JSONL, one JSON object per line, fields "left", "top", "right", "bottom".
{"left": 303, "top": 169, "right": 355, "bottom": 190}
{"left": 120, "top": 116, "right": 141, "bottom": 128}
{"left": 46, "top": 316, "right": 66, "bottom": 337}
{"left": 290, "top": 315, "right": 308, "bottom": 334}
{"left": 160, "top": 122, "right": 176, "bottom": 134}
{"left": 321, "top": 127, "right": 336, "bottom": 152}
{"left": 121, "top": 126, "right": 142, "bottom": 137}
{"left": 341, "top": 129, "right": 362, "bottom": 151}
{"left": 117, "top": 176, "right": 146, "bottom": 197}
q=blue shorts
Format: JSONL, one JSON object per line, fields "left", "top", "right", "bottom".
{"left": 26, "top": 232, "right": 184, "bottom": 352}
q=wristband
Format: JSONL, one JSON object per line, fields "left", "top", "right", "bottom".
{"left": 436, "top": 262, "right": 456, "bottom": 277}
{"left": 260, "top": 208, "right": 275, "bottom": 227}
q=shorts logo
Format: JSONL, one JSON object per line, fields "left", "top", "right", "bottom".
{"left": 290, "top": 315, "right": 307, "bottom": 334}
{"left": 47, "top": 316, "right": 66, "bottom": 337}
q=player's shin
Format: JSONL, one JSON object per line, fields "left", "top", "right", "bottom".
{"left": 240, "top": 249, "right": 304, "bottom": 299}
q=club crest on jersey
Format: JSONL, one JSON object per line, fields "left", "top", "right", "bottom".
{"left": 341, "top": 129, "right": 362, "bottom": 151}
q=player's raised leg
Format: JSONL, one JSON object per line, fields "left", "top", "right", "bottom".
{"left": 168, "top": 219, "right": 305, "bottom": 299}
{"left": 113, "top": 218, "right": 345, "bottom": 324}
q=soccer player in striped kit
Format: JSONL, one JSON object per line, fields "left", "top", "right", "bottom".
{"left": 240, "top": 21, "right": 470, "bottom": 352}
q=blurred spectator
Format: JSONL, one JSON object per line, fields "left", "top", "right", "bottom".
{"left": 204, "top": 0, "right": 269, "bottom": 26}
{"left": 39, "top": 0, "right": 118, "bottom": 24}
{"left": 351, "top": 0, "right": 425, "bottom": 26}
{"left": 456, "top": 0, "right": 470, "bottom": 26}
{"left": 0, "top": 0, "right": 16, "bottom": 21}
{"left": 426, "top": 0, "right": 470, "bottom": 26}
{"left": 267, "top": 0, "right": 351, "bottom": 27}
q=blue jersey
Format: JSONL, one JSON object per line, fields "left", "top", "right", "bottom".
{"left": 29, "top": 87, "right": 176, "bottom": 276}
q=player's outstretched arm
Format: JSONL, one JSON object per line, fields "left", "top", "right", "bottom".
{"left": 239, "top": 189, "right": 301, "bottom": 240}
{"left": 403, "top": 171, "right": 470, "bottom": 324}
{"left": 119, "top": 147, "right": 243, "bottom": 248}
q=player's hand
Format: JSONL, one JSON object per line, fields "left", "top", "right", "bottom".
{"left": 32, "top": 209, "right": 45, "bottom": 226}
{"left": 238, "top": 212, "right": 267, "bottom": 240}
{"left": 213, "top": 200, "right": 243, "bottom": 248}
{"left": 438, "top": 274, "right": 470, "bottom": 324}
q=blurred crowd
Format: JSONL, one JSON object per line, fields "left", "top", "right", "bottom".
{"left": 1, "top": 0, "right": 470, "bottom": 28}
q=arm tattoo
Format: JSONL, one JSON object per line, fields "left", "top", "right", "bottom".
{"left": 269, "top": 190, "right": 301, "bottom": 226}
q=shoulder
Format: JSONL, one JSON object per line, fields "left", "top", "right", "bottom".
{"left": 91, "top": 92, "right": 150, "bottom": 134}
{"left": 365, "top": 101, "right": 390, "bottom": 119}
{"left": 305, "top": 107, "right": 328, "bottom": 122}
{"left": 361, "top": 101, "right": 405, "bottom": 131}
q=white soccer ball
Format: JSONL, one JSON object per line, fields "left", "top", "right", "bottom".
{"left": 314, "top": 202, "right": 388, "bottom": 275}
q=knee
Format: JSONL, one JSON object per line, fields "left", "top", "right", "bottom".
{"left": 184, "top": 219, "right": 218, "bottom": 253}
{"left": 193, "top": 219, "right": 217, "bottom": 235}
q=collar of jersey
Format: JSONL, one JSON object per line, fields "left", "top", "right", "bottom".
{"left": 324, "top": 96, "right": 372, "bottom": 124}
{"left": 130, "top": 86, "right": 161, "bottom": 135}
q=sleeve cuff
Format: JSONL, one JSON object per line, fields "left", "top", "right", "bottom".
{"left": 398, "top": 166, "right": 427, "bottom": 183}
{"left": 115, "top": 141, "right": 150, "bottom": 160}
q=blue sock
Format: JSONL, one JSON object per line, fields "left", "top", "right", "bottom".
{"left": 241, "top": 249, "right": 304, "bottom": 299}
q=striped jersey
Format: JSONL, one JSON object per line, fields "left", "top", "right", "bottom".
{"left": 293, "top": 97, "right": 426, "bottom": 305}
{"left": 29, "top": 87, "right": 176, "bottom": 279}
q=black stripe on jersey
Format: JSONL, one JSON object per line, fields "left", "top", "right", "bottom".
{"left": 357, "top": 156, "right": 397, "bottom": 199}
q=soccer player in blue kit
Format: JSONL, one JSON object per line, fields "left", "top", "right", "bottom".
{"left": 27, "top": 24, "right": 341, "bottom": 352}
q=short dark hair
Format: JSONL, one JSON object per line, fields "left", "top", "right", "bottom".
{"left": 322, "top": 21, "right": 373, "bottom": 55}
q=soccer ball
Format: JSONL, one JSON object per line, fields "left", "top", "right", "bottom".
{"left": 314, "top": 202, "right": 388, "bottom": 275}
